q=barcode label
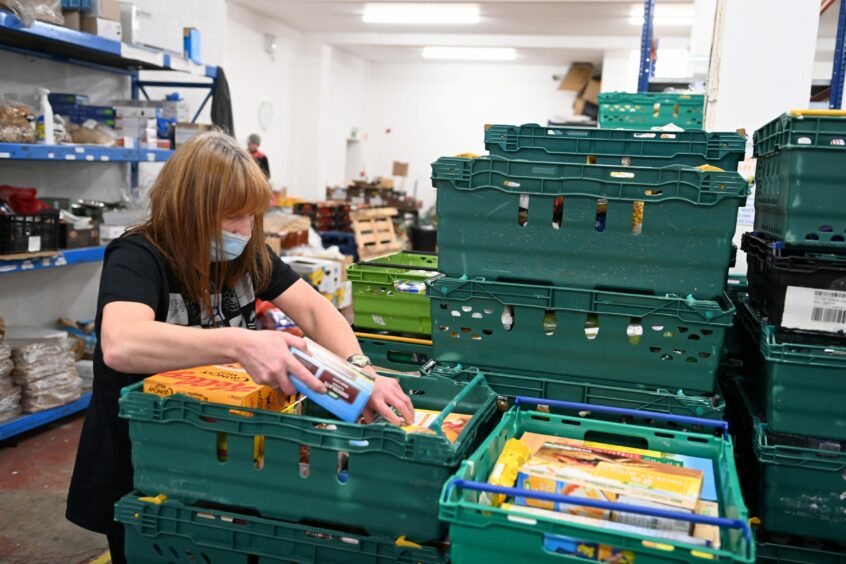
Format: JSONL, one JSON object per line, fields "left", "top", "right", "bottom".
{"left": 783, "top": 287, "right": 846, "bottom": 332}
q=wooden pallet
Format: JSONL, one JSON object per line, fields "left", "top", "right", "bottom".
{"left": 350, "top": 207, "right": 402, "bottom": 260}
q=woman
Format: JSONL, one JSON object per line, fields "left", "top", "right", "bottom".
{"left": 65, "top": 132, "right": 414, "bottom": 562}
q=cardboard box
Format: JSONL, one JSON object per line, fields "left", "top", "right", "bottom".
{"left": 114, "top": 104, "right": 161, "bottom": 119}
{"left": 392, "top": 161, "right": 409, "bottom": 177}
{"left": 144, "top": 363, "right": 293, "bottom": 414}
{"left": 281, "top": 256, "right": 343, "bottom": 295}
{"left": 174, "top": 122, "right": 213, "bottom": 147}
{"left": 81, "top": 17, "right": 122, "bottom": 41}
{"left": 559, "top": 62, "right": 594, "bottom": 91}
{"left": 92, "top": 0, "right": 121, "bottom": 21}
{"left": 120, "top": 2, "right": 183, "bottom": 54}
{"left": 580, "top": 78, "right": 601, "bottom": 105}
{"left": 402, "top": 409, "right": 472, "bottom": 443}
{"left": 62, "top": 10, "right": 81, "bottom": 31}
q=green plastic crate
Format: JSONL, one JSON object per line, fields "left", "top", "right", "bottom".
{"left": 429, "top": 276, "right": 734, "bottom": 394}
{"left": 737, "top": 296, "right": 846, "bottom": 441}
{"left": 485, "top": 123, "right": 746, "bottom": 170}
{"left": 727, "top": 375, "right": 846, "bottom": 544}
{"left": 753, "top": 112, "right": 846, "bottom": 247}
{"left": 424, "top": 362, "right": 726, "bottom": 426}
{"left": 439, "top": 399, "right": 754, "bottom": 563}
{"left": 348, "top": 251, "right": 439, "bottom": 336}
{"left": 722, "top": 275, "right": 749, "bottom": 363}
{"left": 432, "top": 156, "right": 747, "bottom": 298}
{"left": 358, "top": 334, "right": 433, "bottom": 371}
{"left": 119, "top": 372, "right": 496, "bottom": 543}
{"left": 598, "top": 92, "right": 705, "bottom": 129}
{"left": 116, "top": 492, "right": 448, "bottom": 564}
{"left": 757, "top": 539, "right": 846, "bottom": 564}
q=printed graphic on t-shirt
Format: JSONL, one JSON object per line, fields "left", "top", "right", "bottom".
{"left": 166, "top": 275, "right": 258, "bottom": 329}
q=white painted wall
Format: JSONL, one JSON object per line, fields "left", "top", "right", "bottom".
{"left": 364, "top": 61, "right": 573, "bottom": 211}
{"left": 600, "top": 49, "right": 639, "bottom": 92}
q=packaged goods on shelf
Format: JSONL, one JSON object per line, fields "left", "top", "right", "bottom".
{"left": 281, "top": 255, "right": 344, "bottom": 305}
{"left": 8, "top": 333, "right": 82, "bottom": 412}
{"left": 120, "top": 2, "right": 182, "bottom": 54}
{"left": 0, "top": 96, "right": 36, "bottom": 143}
{"left": 0, "top": 385, "right": 22, "bottom": 422}
{"left": 75, "top": 359, "right": 93, "bottom": 391}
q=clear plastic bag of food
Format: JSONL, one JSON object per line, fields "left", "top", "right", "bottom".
{"left": 19, "top": 367, "right": 80, "bottom": 394}
{"left": 0, "top": 342, "right": 11, "bottom": 359}
{"left": 22, "top": 383, "right": 81, "bottom": 412}
{"left": 0, "top": 385, "right": 22, "bottom": 422}
{"left": 0, "top": 0, "right": 63, "bottom": 27}
{"left": 9, "top": 335, "right": 73, "bottom": 365}
{"left": 67, "top": 120, "right": 117, "bottom": 146}
{"left": 0, "top": 95, "right": 36, "bottom": 143}
{"left": 12, "top": 351, "right": 75, "bottom": 383}
{"left": 0, "top": 358, "right": 13, "bottom": 377}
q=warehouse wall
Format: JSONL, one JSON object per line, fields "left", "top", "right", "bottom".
{"left": 363, "top": 62, "right": 574, "bottom": 211}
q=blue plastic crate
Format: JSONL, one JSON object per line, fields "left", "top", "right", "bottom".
{"left": 60, "top": 0, "right": 93, "bottom": 9}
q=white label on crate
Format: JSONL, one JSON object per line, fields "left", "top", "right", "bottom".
{"left": 27, "top": 236, "right": 41, "bottom": 253}
{"left": 736, "top": 185, "right": 755, "bottom": 227}
{"left": 782, "top": 286, "right": 846, "bottom": 332}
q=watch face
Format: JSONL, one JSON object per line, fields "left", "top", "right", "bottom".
{"left": 348, "top": 354, "right": 371, "bottom": 367}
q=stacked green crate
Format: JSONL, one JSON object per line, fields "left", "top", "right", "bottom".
{"left": 732, "top": 111, "right": 846, "bottom": 553}
{"left": 430, "top": 122, "right": 747, "bottom": 403}
{"left": 118, "top": 370, "right": 498, "bottom": 555}
{"left": 598, "top": 92, "right": 705, "bottom": 129}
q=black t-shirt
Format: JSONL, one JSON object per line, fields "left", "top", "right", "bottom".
{"left": 65, "top": 234, "right": 299, "bottom": 535}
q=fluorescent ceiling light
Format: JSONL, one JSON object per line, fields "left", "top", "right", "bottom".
{"left": 628, "top": 3, "right": 694, "bottom": 26}
{"left": 422, "top": 47, "right": 516, "bottom": 61}
{"left": 363, "top": 3, "right": 480, "bottom": 25}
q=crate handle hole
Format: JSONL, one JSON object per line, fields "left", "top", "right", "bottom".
{"left": 806, "top": 233, "right": 820, "bottom": 241}
{"left": 686, "top": 357, "right": 698, "bottom": 364}
{"left": 701, "top": 329, "right": 713, "bottom": 336}
{"left": 349, "top": 439, "right": 369, "bottom": 447}
{"left": 472, "top": 312, "right": 483, "bottom": 319}
{"left": 337, "top": 451, "right": 350, "bottom": 484}
{"left": 483, "top": 307, "right": 494, "bottom": 315}
{"left": 831, "top": 138, "right": 846, "bottom": 146}
{"left": 687, "top": 436, "right": 709, "bottom": 444}
{"left": 299, "top": 445, "right": 310, "bottom": 478}
{"left": 518, "top": 194, "right": 529, "bottom": 227}
{"left": 797, "top": 136, "right": 812, "bottom": 145}
{"left": 170, "top": 546, "right": 180, "bottom": 559}
{"left": 832, "top": 235, "right": 845, "bottom": 242}
{"left": 451, "top": 310, "right": 461, "bottom": 318}
{"left": 820, "top": 225, "right": 834, "bottom": 233}
{"left": 660, "top": 354, "right": 673, "bottom": 360}
{"left": 440, "top": 303, "right": 449, "bottom": 310}
{"left": 216, "top": 432, "right": 228, "bottom": 463}
{"left": 153, "top": 544, "right": 164, "bottom": 557}
{"left": 632, "top": 201, "right": 644, "bottom": 236}
{"left": 698, "top": 352, "right": 712, "bottom": 359}
{"left": 531, "top": 414, "right": 551, "bottom": 422}
{"left": 202, "top": 553, "right": 211, "bottom": 564}
{"left": 461, "top": 327, "right": 472, "bottom": 333}
{"left": 584, "top": 313, "right": 600, "bottom": 340}
{"left": 595, "top": 199, "right": 607, "bottom": 232}
{"left": 502, "top": 305, "right": 515, "bottom": 332}
{"left": 633, "top": 132, "right": 656, "bottom": 139}
{"left": 461, "top": 305, "right": 473, "bottom": 312}
{"left": 543, "top": 310, "right": 557, "bottom": 336}
{"left": 651, "top": 325, "right": 664, "bottom": 332}
{"left": 654, "top": 431, "right": 676, "bottom": 439}
{"left": 408, "top": 389, "right": 426, "bottom": 395}
{"left": 688, "top": 334, "right": 700, "bottom": 341}
{"left": 678, "top": 326, "right": 688, "bottom": 333}
{"left": 552, "top": 196, "right": 564, "bottom": 229}
{"left": 439, "top": 325, "right": 449, "bottom": 332}
{"left": 254, "top": 436, "right": 265, "bottom": 470}
{"left": 449, "top": 331, "right": 460, "bottom": 338}
{"left": 627, "top": 318, "right": 643, "bottom": 345}
{"left": 185, "top": 549, "right": 196, "bottom": 561}
{"left": 610, "top": 171, "right": 635, "bottom": 179}
{"left": 471, "top": 334, "right": 482, "bottom": 340}
{"left": 483, "top": 329, "right": 494, "bottom": 336}
{"left": 673, "top": 349, "right": 685, "bottom": 355}
{"left": 644, "top": 190, "right": 662, "bottom": 197}
{"left": 649, "top": 346, "right": 661, "bottom": 353}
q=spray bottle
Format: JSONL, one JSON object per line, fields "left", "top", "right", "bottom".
{"left": 36, "top": 88, "right": 54, "bottom": 145}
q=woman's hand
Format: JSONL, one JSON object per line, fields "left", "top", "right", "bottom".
{"left": 360, "top": 370, "right": 415, "bottom": 425}
{"left": 236, "top": 330, "right": 327, "bottom": 395}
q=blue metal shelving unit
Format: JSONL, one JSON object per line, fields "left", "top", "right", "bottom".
{"left": 0, "top": 246, "right": 106, "bottom": 275}
{"left": 637, "top": 0, "right": 656, "bottom": 93}
{"left": 0, "top": 8, "right": 217, "bottom": 436}
{"left": 0, "top": 142, "right": 172, "bottom": 162}
{"left": 830, "top": 0, "right": 846, "bottom": 109}
{"left": 0, "top": 392, "right": 91, "bottom": 441}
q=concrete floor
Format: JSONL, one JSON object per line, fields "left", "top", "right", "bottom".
{"left": 0, "top": 413, "right": 110, "bottom": 564}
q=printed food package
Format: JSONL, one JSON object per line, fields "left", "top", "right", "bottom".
{"left": 144, "top": 363, "right": 296, "bottom": 415}
{"left": 401, "top": 408, "right": 472, "bottom": 443}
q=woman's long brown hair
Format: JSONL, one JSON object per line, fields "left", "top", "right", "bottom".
{"left": 130, "top": 131, "right": 273, "bottom": 310}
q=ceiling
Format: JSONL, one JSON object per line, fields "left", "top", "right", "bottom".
{"left": 231, "top": 0, "right": 837, "bottom": 66}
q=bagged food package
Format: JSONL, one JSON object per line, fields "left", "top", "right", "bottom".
{"left": 76, "top": 359, "right": 93, "bottom": 391}
{"left": 0, "top": 0, "right": 63, "bottom": 27}
{"left": 21, "top": 368, "right": 81, "bottom": 413}
{"left": 0, "top": 96, "right": 36, "bottom": 143}
{"left": 67, "top": 120, "right": 117, "bottom": 146}
{"left": 9, "top": 334, "right": 73, "bottom": 365}
{"left": 0, "top": 358, "right": 12, "bottom": 376}
{"left": 0, "top": 385, "right": 22, "bottom": 422}
{"left": 0, "top": 341, "right": 11, "bottom": 360}
{"left": 0, "top": 374, "right": 17, "bottom": 395}
{"left": 13, "top": 350, "right": 75, "bottom": 383}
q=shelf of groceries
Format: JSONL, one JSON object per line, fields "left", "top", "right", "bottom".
{"left": 0, "top": 142, "right": 172, "bottom": 162}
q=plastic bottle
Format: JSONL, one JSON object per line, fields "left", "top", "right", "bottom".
{"left": 36, "top": 88, "right": 54, "bottom": 145}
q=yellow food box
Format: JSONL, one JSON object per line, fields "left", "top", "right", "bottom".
{"left": 144, "top": 363, "right": 295, "bottom": 414}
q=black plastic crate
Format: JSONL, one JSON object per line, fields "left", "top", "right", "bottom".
{"left": 0, "top": 210, "right": 60, "bottom": 255}
{"left": 742, "top": 232, "right": 846, "bottom": 335}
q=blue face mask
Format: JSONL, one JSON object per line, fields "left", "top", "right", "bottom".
{"left": 211, "top": 230, "right": 251, "bottom": 261}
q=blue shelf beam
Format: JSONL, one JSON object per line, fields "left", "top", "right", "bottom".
{"left": 0, "top": 143, "right": 172, "bottom": 162}
{"left": 0, "top": 10, "right": 216, "bottom": 77}
{"left": 0, "top": 393, "right": 91, "bottom": 441}
{"left": 638, "top": 0, "right": 656, "bottom": 93}
{"left": 0, "top": 246, "right": 105, "bottom": 275}
{"left": 830, "top": 0, "right": 846, "bottom": 109}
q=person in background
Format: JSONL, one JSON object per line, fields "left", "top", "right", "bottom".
{"left": 65, "top": 132, "right": 414, "bottom": 563}
{"left": 247, "top": 132, "right": 270, "bottom": 178}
